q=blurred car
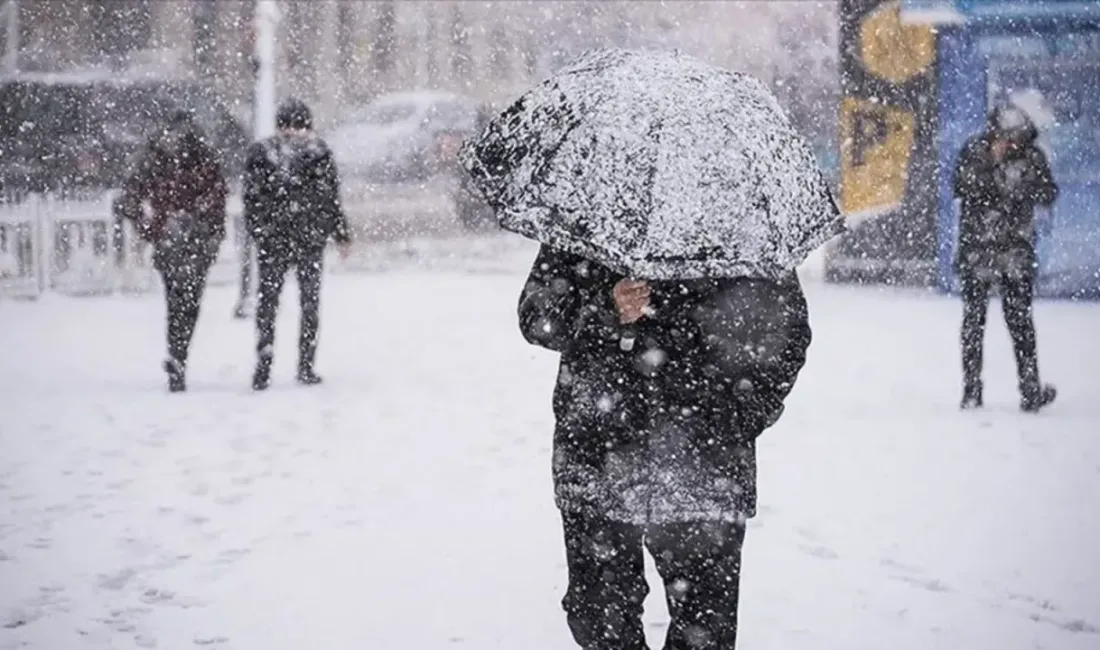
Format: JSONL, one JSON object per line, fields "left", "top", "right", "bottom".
{"left": 437, "top": 108, "right": 497, "bottom": 231}
{"left": 327, "top": 90, "right": 482, "bottom": 183}
{"left": 0, "top": 73, "right": 248, "bottom": 196}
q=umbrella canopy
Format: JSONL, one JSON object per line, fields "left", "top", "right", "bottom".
{"left": 460, "top": 48, "right": 845, "bottom": 281}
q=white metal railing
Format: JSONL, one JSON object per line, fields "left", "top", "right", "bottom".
{"left": 0, "top": 191, "right": 244, "bottom": 300}
{"left": 0, "top": 184, "right": 473, "bottom": 301}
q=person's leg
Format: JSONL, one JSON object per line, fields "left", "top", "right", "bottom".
{"left": 234, "top": 219, "right": 253, "bottom": 319}
{"left": 1001, "top": 273, "right": 1056, "bottom": 411}
{"left": 647, "top": 521, "right": 746, "bottom": 650}
{"left": 560, "top": 510, "right": 649, "bottom": 650}
{"left": 294, "top": 248, "right": 324, "bottom": 383}
{"left": 158, "top": 259, "right": 189, "bottom": 392}
{"left": 169, "top": 255, "right": 212, "bottom": 367}
{"left": 959, "top": 274, "right": 991, "bottom": 408}
{"left": 112, "top": 212, "right": 126, "bottom": 268}
{"left": 253, "top": 247, "right": 289, "bottom": 390}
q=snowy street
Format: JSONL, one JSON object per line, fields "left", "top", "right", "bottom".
{"left": 2, "top": 237, "right": 1099, "bottom": 649}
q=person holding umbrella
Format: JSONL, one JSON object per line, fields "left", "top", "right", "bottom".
{"left": 461, "top": 49, "right": 844, "bottom": 649}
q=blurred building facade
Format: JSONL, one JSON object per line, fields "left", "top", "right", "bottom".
{"left": 3, "top": 0, "right": 837, "bottom": 137}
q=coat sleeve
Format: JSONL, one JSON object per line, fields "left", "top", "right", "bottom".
{"left": 733, "top": 273, "right": 812, "bottom": 437}
{"left": 1027, "top": 146, "right": 1058, "bottom": 208}
{"left": 242, "top": 142, "right": 270, "bottom": 240}
{"left": 953, "top": 140, "right": 980, "bottom": 200}
{"left": 113, "top": 149, "right": 156, "bottom": 240}
{"left": 316, "top": 146, "right": 351, "bottom": 244}
{"left": 517, "top": 245, "right": 619, "bottom": 353}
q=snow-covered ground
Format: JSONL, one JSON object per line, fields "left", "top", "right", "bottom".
{"left": 2, "top": 238, "right": 1099, "bottom": 649}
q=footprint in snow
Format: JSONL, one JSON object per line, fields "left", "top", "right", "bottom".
{"left": 798, "top": 543, "right": 839, "bottom": 560}
{"left": 230, "top": 475, "right": 255, "bottom": 487}
{"left": 139, "top": 589, "right": 176, "bottom": 605}
{"left": 1058, "top": 618, "right": 1100, "bottom": 634}
{"left": 27, "top": 537, "right": 51, "bottom": 550}
{"left": 98, "top": 567, "right": 138, "bottom": 591}
{"left": 2, "top": 606, "right": 43, "bottom": 630}
{"left": 212, "top": 548, "right": 251, "bottom": 565}
{"left": 880, "top": 557, "right": 923, "bottom": 574}
{"left": 1028, "top": 612, "right": 1100, "bottom": 634}
{"left": 1008, "top": 592, "right": 1060, "bottom": 612}
{"left": 891, "top": 574, "right": 952, "bottom": 593}
{"left": 214, "top": 492, "right": 249, "bottom": 506}
{"left": 794, "top": 526, "right": 818, "bottom": 542}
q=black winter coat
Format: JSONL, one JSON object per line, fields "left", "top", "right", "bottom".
{"left": 519, "top": 245, "right": 811, "bottom": 524}
{"left": 243, "top": 131, "right": 351, "bottom": 252}
{"left": 953, "top": 126, "right": 1058, "bottom": 278}
{"left": 114, "top": 128, "right": 227, "bottom": 248}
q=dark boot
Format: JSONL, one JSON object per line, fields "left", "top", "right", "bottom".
{"left": 163, "top": 358, "right": 186, "bottom": 393}
{"left": 1021, "top": 384, "right": 1057, "bottom": 413}
{"left": 252, "top": 352, "right": 273, "bottom": 391}
{"left": 296, "top": 367, "right": 323, "bottom": 386}
{"left": 960, "top": 381, "right": 983, "bottom": 410}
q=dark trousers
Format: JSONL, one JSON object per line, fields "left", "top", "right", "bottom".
{"left": 561, "top": 511, "right": 745, "bottom": 650}
{"left": 159, "top": 253, "right": 214, "bottom": 365}
{"left": 236, "top": 218, "right": 254, "bottom": 306}
{"left": 255, "top": 242, "right": 324, "bottom": 372}
{"left": 960, "top": 271, "right": 1041, "bottom": 396}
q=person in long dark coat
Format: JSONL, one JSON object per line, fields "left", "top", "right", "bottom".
{"left": 518, "top": 244, "right": 811, "bottom": 650}
{"left": 114, "top": 109, "right": 228, "bottom": 392}
{"left": 244, "top": 98, "right": 351, "bottom": 390}
{"left": 953, "top": 106, "right": 1059, "bottom": 412}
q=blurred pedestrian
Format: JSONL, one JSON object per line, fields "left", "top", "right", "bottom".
{"left": 113, "top": 108, "right": 228, "bottom": 392}
{"left": 244, "top": 98, "right": 351, "bottom": 390}
{"left": 953, "top": 106, "right": 1059, "bottom": 412}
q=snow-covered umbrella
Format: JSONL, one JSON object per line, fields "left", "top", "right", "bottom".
{"left": 459, "top": 48, "right": 845, "bottom": 281}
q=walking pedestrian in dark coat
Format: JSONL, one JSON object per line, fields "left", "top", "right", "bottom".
{"left": 114, "top": 109, "right": 228, "bottom": 392}
{"left": 244, "top": 98, "right": 351, "bottom": 390}
{"left": 953, "top": 106, "right": 1059, "bottom": 412}
{"left": 519, "top": 245, "right": 811, "bottom": 650}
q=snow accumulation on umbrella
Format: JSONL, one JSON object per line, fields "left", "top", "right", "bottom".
{"left": 460, "top": 48, "right": 846, "bottom": 281}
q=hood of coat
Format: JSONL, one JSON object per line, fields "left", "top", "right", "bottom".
{"left": 986, "top": 106, "right": 1039, "bottom": 150}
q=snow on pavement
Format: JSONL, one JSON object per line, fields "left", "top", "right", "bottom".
{"left": 2, "top": 246, "right": 1100, "bottom": 649}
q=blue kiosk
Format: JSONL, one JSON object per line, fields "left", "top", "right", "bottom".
{"left": 832, "top": 0, "right": 1100, "bottom": 298}
{"left": 907, "top": 0, "right": 1100, "bottom": 299}
{"left": 910, "top": 0, "right": 1100, "bottom": 298}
